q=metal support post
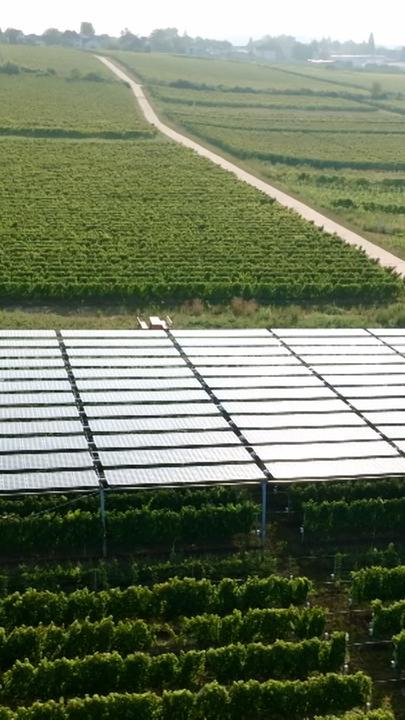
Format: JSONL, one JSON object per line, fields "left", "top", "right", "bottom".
{"left": 261, "top": 480, "right": 268, "bottom": 547}
{"left": 99, "top": 485, "right": 107, "bottom": 558}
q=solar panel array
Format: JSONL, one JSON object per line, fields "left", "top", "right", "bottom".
{"left": 2, "top": 328, "right": 405, "bottom": 492}
{"left": 0, "top": 332, "right": 97, "bottom": 492}
{"left": 62, "top": 330, "right": 262, "bottom": 489}
{"left": 174, "top": 329, "right": 405, "bottom": 482}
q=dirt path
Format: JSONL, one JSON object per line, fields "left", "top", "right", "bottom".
{"left": 97, "top": 55, "right": 405, "bottom": 278}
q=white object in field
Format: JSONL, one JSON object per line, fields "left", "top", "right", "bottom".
{"left": 149, "top": 316, "right": 167, "bottom": 330}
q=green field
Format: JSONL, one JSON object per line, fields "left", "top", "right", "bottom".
{"left": 114, "top": 52, "right": 405, "bottom": 261}
{"left": 0, "top": 136, "right": 398, "bottom": 304}
{"left": 0, "top": 45, "right": 153, "bottom": 137}
{"left": 0, "top": 44, "right": 403, "bottom": 327}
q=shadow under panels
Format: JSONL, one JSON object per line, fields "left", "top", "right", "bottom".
{"left": 62, "top": 331, "right": 264, "bottom": 488}
{"left": 0, "top": 332, "right": 98, "bottom": 493}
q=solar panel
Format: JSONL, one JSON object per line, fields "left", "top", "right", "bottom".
{"left": 295, "top": 346, "right": 391, "bottom": 356}
{"left": 62, "top": 330, "right": 167, "bottom": 337}
{"left": 85, "top": 402, "right": 219, "bottom": 418}
{"left": 105, "top": 463, "right": 265, "bottom": 487}
{"left": 5, "top": 326, "right": 405, "bottom": 491}
{"left": 281, "top": 337, "right": 382, "bottom": 346}
{"left": 70, "top": 358, "right": 185, "bottom": 367}
{"left": 90, "top": 415, "right": 230, "bottom": 433}
{"left": 176, "top": 337, "right": 281, "bottom": 347}
{"left": 353, "top": 398, "right": 405, "bottom": 411}
{"left": 0, "top": 451, "right": 93, "bottom": 472}
{"left": 0, "top": 435, "right": 89, "bottom": 453}
{"left": 373, "top": 426, "right": 405, "bottom": 440}
{"left": 380, "top": 343, "right": 405, "bottom": 360}
{"left": 364, "top": 411, "right": 405, "bottom": 425}
{"left": 217, "top": 387, "right": 335, "bottom": 401}
{"left": 265, "top": 456, "right": 405, "bottom": 480}
{"left": 0, "top": 420, "right": 87, "bottom": 436}
{"left": 274, "top": 329, "right": 369, "bottom": 337}
{"left": 0, "top": 331, "right": 56, "bottom": 338}
{"left": 77, "top": 378, "right": 201, "bottom": 391}
{"left": 323, "top": 374, "right": 405, "bottom": 386}
{"left": 173, "top": 330, "right": 270, "bottom": 337}
{"left": 222, "top": 399, "right": 347, "bottom": 414}
{"left": 0, "top": 381, "right": 71, "bottom": 393}
{"left": 254, "top": 440, "right": 397, "bottom": 462}
{"left": 0, "top": 370, "right": 69, "bottom": 381}
{"left": 64, "top": 339, "right": 174, "bottom": 348}
{"left": 73, "top": 367, "right": 194, "bottom": 378}
{"left": 191, "top": 356, "right": 301, "bottom": 366}
{"left": 369, "top": 329, "right": 405, "bottom": 336}
{"left": 183, "top": 347, "right": 288, "bottom": 357}
{"left": 0, "top": 469, "right": 99, "bottom": 492}
{"left": 314, "top": 364, "right": 405, "bottom": 375}
{"left": 244, "top": 426, "right": 380, "bottom": 444}
{"left": 81, "top": 390, "right": 209, "bottom": 404}
{"left": 0, "top": 349, "right": 62, "bottom": 358}
{"left": 341, "top": 386, "right": 405, "bottom": 398}
{"left": 0, "top": 392, "right": 74, "bottom": 406}
{"left": 0, "top": 340, "right": 59, "bottom": 348}
{"left": 307, "top": 355, "right": 400, "bottom": 365}
{"left": 95, "top": 430, "right": 239, "bottom": 449}
{"left": 208, "top": 376, "right": 323, "bottom": 388}
{"left": 234, "top": 412, "right": 366, "bottom": 428}
{"left": 198, "top": 365, "right": 312, "bottom": 377}
{"left": 0, "top": 406, "right": 79, "bottom": 421}
{"left": 99, "top": 445, "right": 252, "bottom": 467}
{"left": 0, "top": 359, "right": 65, "bottom": 369}
{"left": 67, "top": 348, "right": 180, "bottom": 357}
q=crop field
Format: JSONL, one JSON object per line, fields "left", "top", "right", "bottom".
{"left": 0, "top": 134, "right": 399, "bottom": 304}
{"left": 115, "top": 52, "right": 405, "bottom": 260}
{"left": 0, "top": 483, "right": 403, "bottom": 718}
{"left": 0, "top": 43, "right": 404, "bottom": 318}
{"left": 0, "top": 45, "right": 153, "bottom": 137}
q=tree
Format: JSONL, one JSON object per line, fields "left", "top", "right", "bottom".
{"left": 4, "top": 27, "right": 23, "bottom": 44}
{"left": 62, "top": 30, "right": 80, "bottom": 46}
{"left": 119, "top": 30, "right": 145, "bottom": 51}
{"left": 371, "top": 81, "right": 383, "bottom": 98}
{"left": 149, "top": 27, "right": 180, "bottom": 52}
{"left": 42, "top": 28, "right": 63, "bottom": 45}
{"left": 80, "top": 22, "right": 95, "bottom": 37}
{"left": 368, "top": 32, "right": 375, "bottom": 54}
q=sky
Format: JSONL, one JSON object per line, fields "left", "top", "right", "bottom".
{"left": 1, "top": 0, "right": 405, "bottom": 46}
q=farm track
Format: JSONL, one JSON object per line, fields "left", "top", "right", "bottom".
{"left": 98, "top": 55, "right": 405, "bottom": 279}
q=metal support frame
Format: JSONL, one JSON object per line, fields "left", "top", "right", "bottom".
{"left": 99, "top": 485, "right": 107, "bottom": 558}
{"left": 261, "top": 480, "right": 268, "bottom": 546}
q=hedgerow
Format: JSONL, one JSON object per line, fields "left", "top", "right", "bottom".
{"left": 351, "top": 565, "right": 405, "bottom": 603}
{"left": 0, "top": 672, "right": 371, "bottom": 719}
{"left": 0, "top": 552, "right": 277, "bottom": 596}
{"left": 0, "top": 606, "right": 325, "bottom": 669}
{"left": 1, "top": 634, "right": 346, "bottom": 701}
{"left": 0, "top": 576, "right": 312, "bottom": 629}
{"left": 0, "top": 502, "right": 258, "bottom": 557}
{"left": 289, "top": 478, "right": 405, "bottom": 511}
{"left": 303, "top": 497, "right": 405, "bottom": 538}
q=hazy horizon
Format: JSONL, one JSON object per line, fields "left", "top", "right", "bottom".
{"left": 1, "top": 0, "right": 404, "bottom": 47}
